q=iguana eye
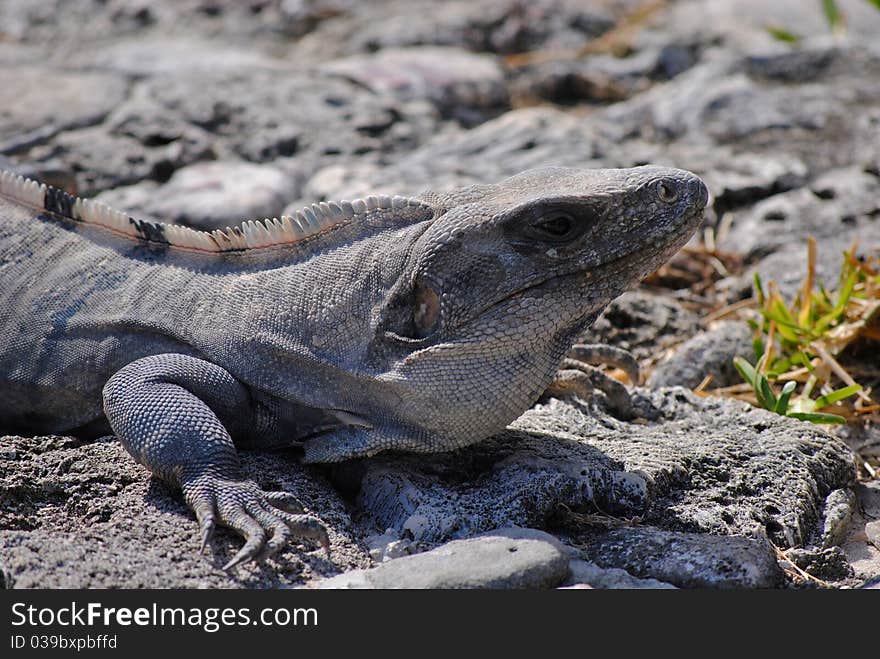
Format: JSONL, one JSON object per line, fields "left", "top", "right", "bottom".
{"left": 656, "top": 180, "right": 679, "bottom": 203}
{"left": 530, "top": 212, "right": 576, "bottom": 241}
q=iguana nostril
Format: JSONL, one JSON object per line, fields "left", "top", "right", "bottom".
{"left": 689, "top": 177, "right": 709, "bottom": 209}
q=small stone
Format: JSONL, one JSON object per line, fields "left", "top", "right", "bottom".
{"left": 820, "top": 489, "right": 857, "bottom": 548}
{"left": 0, "top": 65, "right": 128, "bottom": 148}
{"left": 785, "top": 547, "right": 854, "bottom": 582}
{"left": 97, "top": 161, "right": 300, "bottom": 231}
{"left": 318, "top": 532, "right": 569, "bottom": 589}
{"left": 648, "top": 320, "right": 753, "bottom": 389}
{"left": 365, "top": 529, "right": 416, "bottom": 562}
{"left": 322, "top": 47, "right": 508, "bottom": 125}
{"left": 579, "top": 527, "right": 783, "bottom": 588}
{"left": 566, "top": 559, "right": 677, "bottom": 589}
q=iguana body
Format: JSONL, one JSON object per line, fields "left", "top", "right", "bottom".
{"left": 0, "top": 166, "right": 707, "bottom": 568}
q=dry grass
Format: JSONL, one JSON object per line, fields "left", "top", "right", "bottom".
{"left": 694, "top": 238, "right": 880, "bottom": 480}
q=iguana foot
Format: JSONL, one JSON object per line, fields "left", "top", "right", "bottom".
{"left": 568, "top": 343, "right": 640, "bottom": 384}
{"left": 182, "top": 473, "right": 329, "bottom": 571}
{"left": 544, "top": 344, "right": 640, "bottom": 419}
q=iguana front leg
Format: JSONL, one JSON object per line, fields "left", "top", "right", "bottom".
{"left": 544, "top": 343, "right": 640, "bottom": 419}
{"left": 102, "top": 353, "right": 328, "bottom": 570}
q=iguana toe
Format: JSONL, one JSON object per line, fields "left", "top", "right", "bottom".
{"left": 222, "top": 507, "right": 268, "bottom": 570}
{"left": 568, "top": 343, "right": 641, "bottom": 385}
{"left": 262, "top": 490, "right": 305, "bottom": 513}
{"left": 181, "top": 474, "right": 327, "bottom": 569}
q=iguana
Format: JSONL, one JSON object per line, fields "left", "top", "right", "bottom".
{"left": 0, "top": 165, "right": 708, "bottom": 569}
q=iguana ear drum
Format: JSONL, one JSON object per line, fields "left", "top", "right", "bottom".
{"left": 413, "top": 279, "right": 440, "bottom": 338}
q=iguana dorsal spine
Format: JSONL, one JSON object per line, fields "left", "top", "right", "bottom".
{"left": 0, "top": 168, "right": 432, "bottom": 254}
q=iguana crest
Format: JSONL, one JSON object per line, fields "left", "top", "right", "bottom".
{"left": 0, "top": 169, "right": 432, "bottom": 254}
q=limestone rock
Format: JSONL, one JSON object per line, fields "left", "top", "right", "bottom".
{"left": 317, "top": 530, "right": 569, "bottom": 589}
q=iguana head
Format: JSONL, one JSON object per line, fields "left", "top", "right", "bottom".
{"left": 378, "top": 166, "right": 707, "bottom": 345}
{"left": 361, "top": 165, "right": 706, "bottom": 444}
{"left": 366, "top": 165, "right": 707, "bottom": 446}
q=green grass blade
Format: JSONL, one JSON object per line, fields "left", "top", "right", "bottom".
{"left": 787, "top": 411, "right": 846, "bottom": 424}
{"left": 791, "top": 351, "right": 813, "bottom": 369}
{"left": 767, "top": 356, "right": 793, "bottom": 377}
{"left": 775, "top": 380, "right": 797, "bottom": 414}
{"left": 753, "top": 272, "right": 766, "bottom": 304}
{"left": 765, "top": 25, "right": 802, "bottom": 43}
{"left": 835, "top": 271, "right": 857, "bottom": 312}
{"left": 758, "top": 375, "right": 777, "bottom": 410}
{"left": 752, "top": 337, "right": 765, "bottom": 362}
{"left": 822, "top": 0, "right": 844, "bottom": 30}
{"left": 813, "top": 384, "right": 862, "bottom": 409}
{"left": 761, "top": 313, "right": 802, "bottom": 343}
{"left": 770, "top": 297, "right": 796, "bottom": 324}
{"left": 814, "top": 308, "right": 843, "bottom": 333}
{"left": 733, "top": 356, "right": 758, "bottom": 389}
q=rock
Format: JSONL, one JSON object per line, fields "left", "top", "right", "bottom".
{"left": 353, "top": 427, "right": 648, "bottom": 545}
{"left": 0, "top": 0, "right": 350, "bottom": 52}
{"left": 317, "top": 530, "right": 569, "bottom": 589}
{"left": 68, "top": 38, "right": 287, "bottom": 76}
{"left": 96, "top": 161, "right": 301, "bottom": 230}
{"left": 577, "top": 527, "right": 783, "bottom": 588}
{"left": 639, "top": 0, "right": 880, "bottom": 53}
{"left": 509, "top": 43, "right": 701, "bottom": 106}
{"left": 738, "top": 224, "right": 880, "bottom": 301}
{"left": 138, "top": 69, "right": 432, "bottom": 163}
{"left": 477, "top": 526, "right": 574, "bottom": 555}
{"left": 292, "top": 161, "right": 395, "bottom": 212}
{"left": 715, "top": 163, "right": 880, "bottom": 298}
{"left": 364, "top": 529, "right": 417, "bottom": 562}
{"left": 859, "top": 481, "right": 880, "bottom": 520}
{"left": 584, "top": 291, "right": 701, "bottom": 363}
{"left": 820, "top": 488, "right": 857, "bottom": 549}
{"left": 0, "top": 435, "right": 368, "bottom": 588}
{"left": 297, "top": 107, "right": 614, "bottom": 201}
{"left": 297, "top": 0, "right": 615, "bottom": 59}
{"left": 566, "top": 559, "right": 677, "bottom": 589}
{"left": 45, "top": 129, "right": 212, "bottom": 197}
{"left": 719, "top": 166, "right": 880, "bottom": 262}
{"left": 602, "top": 44, "right": 880, "bottom": 173}
{"left": 785, "top": 547, "right": 854, "bottom": 582}
{"left": 0, "top": 65, "right": 128, "bottom": 153}
{"left": 10, "top": 67, "right": 441, "bottom": 195}
{"left": 648, "top": 320, "right": 754, "bottom": 389}
{"left": 866, "top": 521, "right": 880, "bottom": 551}
{"left": 323, "top": 47, "right": 509, "bottom": 126}
{"left": 351, "top": 390, "right": 855, "bottom": 549}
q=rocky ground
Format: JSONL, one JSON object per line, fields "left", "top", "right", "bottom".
{"left": 1, "top": 0, "right": 879, "bottom": 589}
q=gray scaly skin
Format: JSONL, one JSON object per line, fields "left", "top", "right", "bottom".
{"left": 0, "top": 165, "right": 708, "bottom": 569}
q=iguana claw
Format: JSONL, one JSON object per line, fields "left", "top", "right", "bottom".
{"left": 182, "top": 474, "right": 328, "bottom": 570}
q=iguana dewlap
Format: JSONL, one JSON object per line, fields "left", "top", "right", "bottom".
{"left": 0, "top": 166, "right": 707, "bottom": 568}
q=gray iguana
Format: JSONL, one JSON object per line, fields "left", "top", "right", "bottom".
{"left": 0, "top": 165, "right": 708, "bottom": 569}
